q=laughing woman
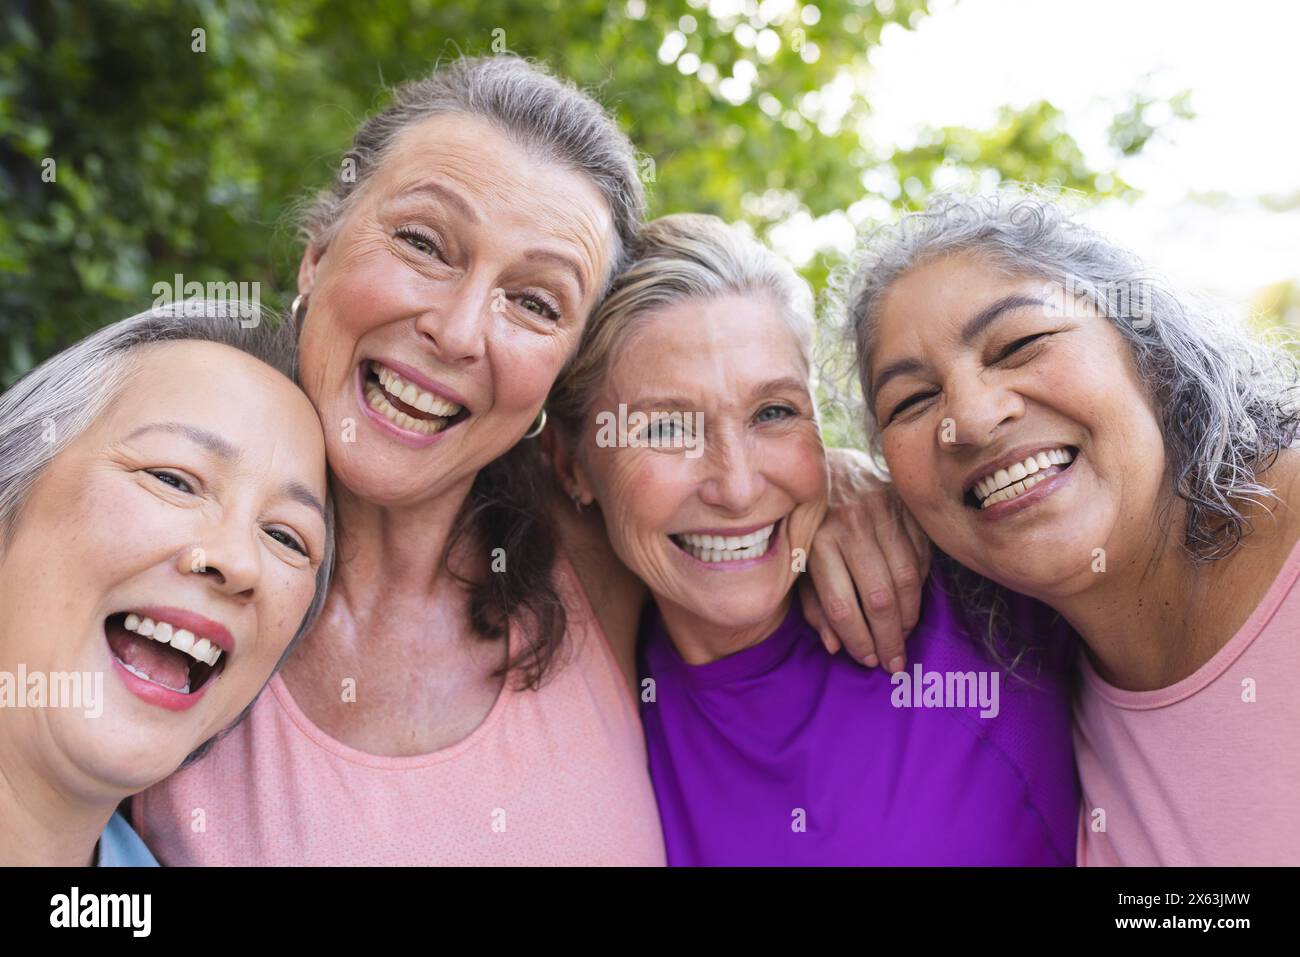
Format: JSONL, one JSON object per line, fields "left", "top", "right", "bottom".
{"left": 547, "top": 214, "right": 1079, "bottom": 865}
{"left": 846, "top": 190, "right": 1300, "bottom": 865}
{"left": 0, "top": 303, "right": 333, "bottom": 866}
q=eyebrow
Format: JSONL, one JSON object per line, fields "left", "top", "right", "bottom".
{"left": 628, "top": 378, "right": 810, "bottom": 411}
{"left": 869, "top": 294, "right": 1047, "bottom": 404}
{"left": 523, "top": 248, "right": 587, "bottom": 299}
{"left": 124, "top": 422, "right": 326, "bottom": 519}
{"left": 399, "top": 182, "right": 480, "bottom": 226}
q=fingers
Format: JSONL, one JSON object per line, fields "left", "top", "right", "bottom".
{"left": 808, "top": 528, "right": 880, "bottom": 666}
{"left": 840, "top": 527, "right": 909, "bottom": 673}
{"left": 799, "top": 576, "right": 842, "bottom": 655}
{"left": 873, "top": 510, "right": 925, "bottom": 635}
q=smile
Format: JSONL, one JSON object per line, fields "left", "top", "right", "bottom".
{"left": 967, "top": 446, "right": 1076, "bottom": 509}
{"left": 359, "top": 360, "right": 471, "bottom": 438}
{"left": 105, "top": 607, "right": 233, "bottom": 706}
{"left": 670, "top": 519, "right": 780, "bottom": 564}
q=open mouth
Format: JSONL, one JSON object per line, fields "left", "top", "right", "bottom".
{"left": 965, "top": 446, "right": 1078, "bottom": 510}
{"left": 105, "top": 612, "right": 227, "bottom": 696}
{"left": 361, "top": 361, "right": 470, "bottom": 436}
{"left": 669, "top": 519, "right": 781, "bottom": 563}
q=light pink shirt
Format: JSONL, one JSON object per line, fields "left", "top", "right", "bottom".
{"left": 135, "top": 554, "right": 666, "bottom": 865}
{"left": 1074, "top": 536, "right": 1300, "bottom": 866}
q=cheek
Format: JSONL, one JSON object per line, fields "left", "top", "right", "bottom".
{"left": 596, "top": 455, "right": 686, "bottom": 552}
{"left": 488, "top": 325, "right": 576, "bottom": 415}
{"left": 882, "top": 431, "right": 940, "bottom": 511}
{"left": 299, "top": 245, "right": 407, "bottom": 390}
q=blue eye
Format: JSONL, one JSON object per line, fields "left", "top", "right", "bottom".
{"left": 756, "top": 404, "right": 796, "bottom": 423}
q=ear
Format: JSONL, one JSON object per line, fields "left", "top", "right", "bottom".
{"left": 541, "top": 420, "right": 595, "bottom": 506}
{"left": 296, "top": 240, "right": 327, "bottom": 297}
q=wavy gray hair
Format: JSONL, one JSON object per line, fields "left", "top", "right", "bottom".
{"left": 0, "top": 300, "right": 336, "bottom": 765}
{"left": 841, "top": 188, "right": 1300, "bottom": 664}
{"left": 298, "top": 54, "right": 646, "bottom": 293}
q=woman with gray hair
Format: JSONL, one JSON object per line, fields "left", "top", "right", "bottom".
{"left": 845, "top": 189, "right": 1300, "bottom": 865}
{"left": 0, "top": 301, "right": 333, "bottom": 865}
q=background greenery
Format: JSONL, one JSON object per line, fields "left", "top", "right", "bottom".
{"left": 2, "top": 0, "right": 1191, "bottom": 435}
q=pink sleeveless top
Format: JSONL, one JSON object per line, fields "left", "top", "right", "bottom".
{"left": 134, "top": 554, "right": 666, "bottom": 865}
{"left": 1074, "top": 535, "right": 1300, "bottom": 865}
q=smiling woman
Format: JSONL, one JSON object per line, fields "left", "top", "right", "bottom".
{"left": 845, "top": 189, "right": 1300, "bottom": 865}
{"left": 0, "top": 300, "right": 334, "bottom": 866}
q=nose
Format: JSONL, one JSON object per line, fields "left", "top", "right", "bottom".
{"left": 179, "top": 518, "right": 261, "bottom": 600}
{"left": 698, "top": 432, "right": 766, "bottom": 515}
{"left": 413, "top": 275, "right": 491, "bottom": 364}
{"left": 940, "top": 369, "right": 1026, "bottom": 450}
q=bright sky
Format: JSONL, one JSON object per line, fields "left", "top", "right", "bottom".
{"left": 770, "top": 0, "right": 1300, "bottom": 304}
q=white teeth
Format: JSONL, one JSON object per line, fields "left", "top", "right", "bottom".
{"left": 674, "top": 523, "right": 777, "bottom": 562}
{"left": 973, "top": 447, "right": 1075, "bottom": 506}
{"left": 981, "top": 472, "right": 1048, "bottom": 508}
{"left": 119, "top": 614, "right": 225, "bottom": 666}
{"left": 370, "top": 362, "right": 461, "bottom": 418}
{"left": 365, "top": 381, "right": 450, "bottom": 436}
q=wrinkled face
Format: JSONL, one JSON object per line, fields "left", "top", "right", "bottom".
{"left": 573, "top": 292, "right": 828, "bottom": 631}
{"left": 867, "top": 251, "right": 1167, "bottom": 599}
{"left": 0, "top": 341, "right": 328, "bottom": 795}
{"left": 297, "top": 113, "right": 615, "bottom": 508}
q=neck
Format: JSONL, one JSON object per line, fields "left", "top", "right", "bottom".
{"left": 658, "top": 592, "right": 794, "bottom": 666}
{"left": 325, "top": 471, "right": 479, "bottom": 621}
{"left": 1049, "top": 450, "right": 1300, "bottom": 692}
{"left": 0, "top": 719, "right": 118, "bottom": 866}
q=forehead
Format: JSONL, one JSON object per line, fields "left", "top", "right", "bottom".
{"left": 371, "top": 114, "right": 615, "bottom": 279}
{"left": 609, "top": 292, "right": 810, "bottom": 393}
{"left": 872, "top": 252, "right": 1048, "bottom": 356}
{"left": 101, "top": 341, "right": 322, "bottom": 457}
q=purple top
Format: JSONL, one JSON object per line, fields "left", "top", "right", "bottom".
{"left": 639, "top": 569, "right": 1079, "bottom": 865}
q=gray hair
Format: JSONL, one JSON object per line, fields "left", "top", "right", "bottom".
{"left": 0, "top": 300, "right": 336, "bottom": 764}
{"left": 840, "top": 188, "right": 1300, "bottom": 665}
{"left": 298, "top": 54, "right": 646, "bottom": 293}
{"left": 551, "top": 212, "right": 815, "bottom": 433}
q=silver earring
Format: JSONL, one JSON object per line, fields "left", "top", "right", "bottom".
{"left": 570, "top": 491, "right": 585, "bottom": 514}
{"left": 290, "top": 293, "right": 307, "bottom": 326}
{"left": 523, "top": 407, "right": 547, "bottom": 439}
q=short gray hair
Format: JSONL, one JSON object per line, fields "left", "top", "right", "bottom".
{"left": 0, "top": 301, "right": 335, "bottom": 760}
{"left": 551, "top": 212, "right": 815, "bottom": 433}
{"left": 299, "top": 55, "right": 646, "bottom": 293}
{"left": 841, "top": 188, "right": 1300, "bottom": 668}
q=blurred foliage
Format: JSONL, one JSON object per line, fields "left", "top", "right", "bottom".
{"left": 3, "top": 0, "right": 1169, "bottom": 391}
{"left": 1252, "top": 279, "right": 1300, "bottom": 337}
